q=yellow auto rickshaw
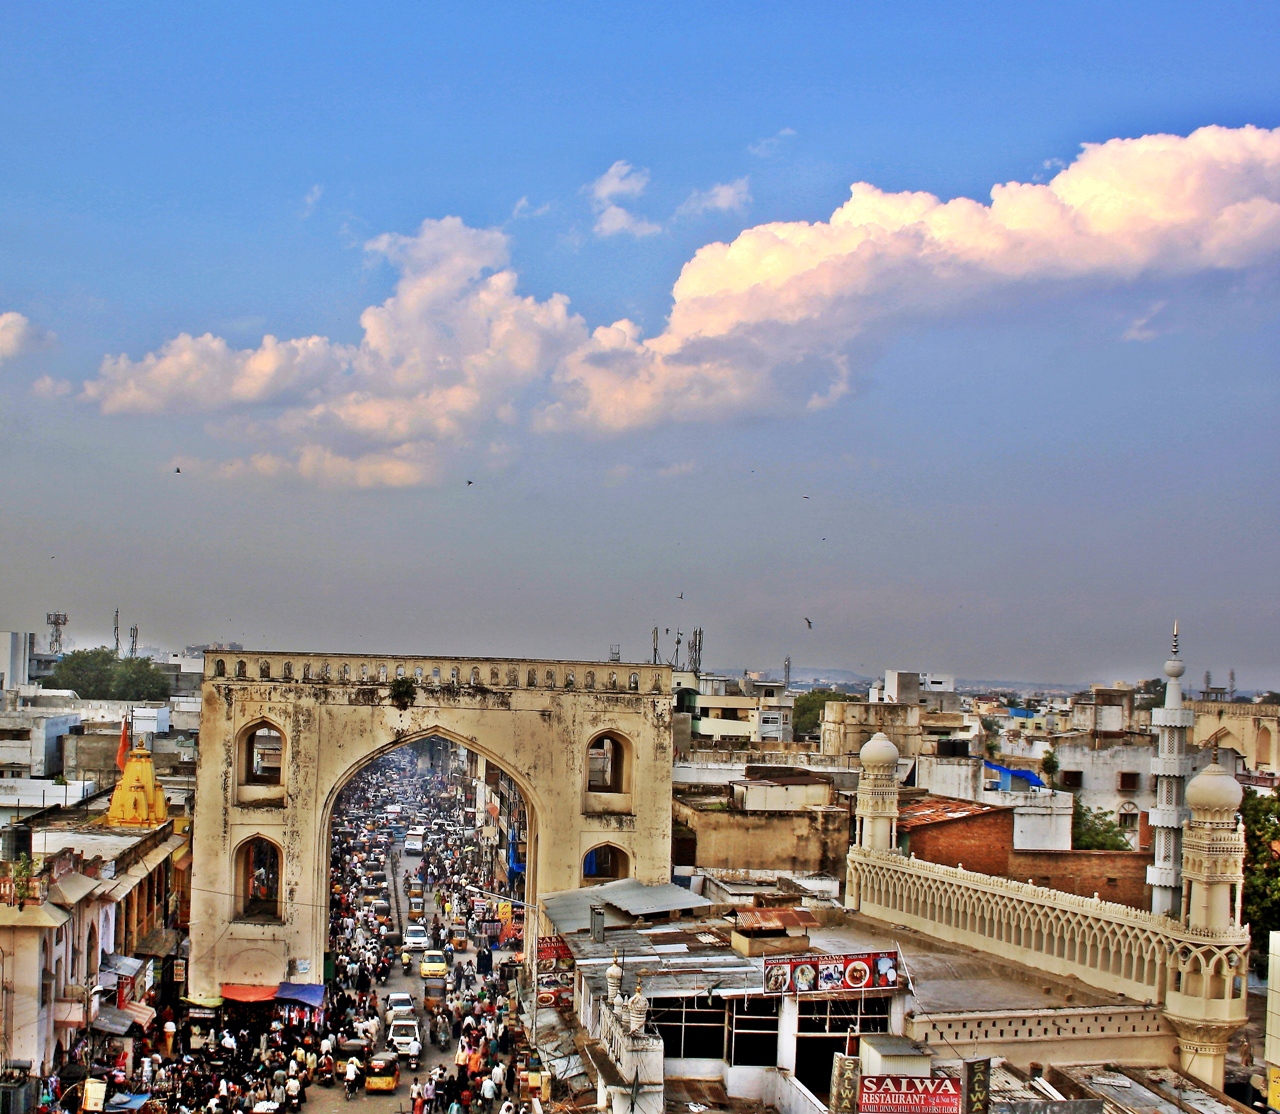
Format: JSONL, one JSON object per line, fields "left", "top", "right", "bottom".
{"left": 364, "top": 1054, "right": 400, "bottom": 1093}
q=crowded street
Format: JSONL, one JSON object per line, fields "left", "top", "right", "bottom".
{"left": 75, "top": 739, "right": 538, "bottom": 1114}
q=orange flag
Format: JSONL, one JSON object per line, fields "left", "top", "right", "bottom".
{"left": 115, "top": 715, "right": 130, "bottom": 772}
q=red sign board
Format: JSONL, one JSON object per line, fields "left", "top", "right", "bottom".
{"left": 763, "top": 950, "right": 901, "bottom": 995}
{"left": 535, "top": 934, "right": 575, "bottom": 1007}
{"left": 859, "top": 1076, "right": 962, "bottom": 1114}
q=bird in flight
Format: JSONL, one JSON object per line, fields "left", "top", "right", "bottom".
{"left": 804, "top": 618, "right": 813, "bottom": 629}
{"left": 677, "top": 592, "right": 684, "bottom": 600}
{"left": 174, "top": 467, "right": 182, "bottom": 474}
{"left": 466, "top": 480, "right": 474, "bottom": 486}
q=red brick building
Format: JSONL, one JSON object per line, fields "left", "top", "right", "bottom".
{"left": 897, "top": 794, "right": 1153, "bottom": 910}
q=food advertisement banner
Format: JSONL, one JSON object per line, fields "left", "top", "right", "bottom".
{"left": 535, "top": 934, "right": 575, "bottom": 1007}
{"left": 762, "top": 950, "right": 901, "bottom": 995}
{"left": 859, "top": 1076, "right": 962, "bottom": 1114}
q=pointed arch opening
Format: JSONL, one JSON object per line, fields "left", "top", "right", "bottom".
{"left": 235, "top": 836, "right": 283, "bottom": 922}
{"left": 583, "top": 732, "right": 634, "bottom": 814}
{"left": 582, "top": 843, "right": 631, "bottom": 885}
{"left": 237, "top": 720, "right": 287, "bottom": 806}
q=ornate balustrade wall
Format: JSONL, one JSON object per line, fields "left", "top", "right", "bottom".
{"left": 847, "top": 848, "right": 1248, "bottom": 1011}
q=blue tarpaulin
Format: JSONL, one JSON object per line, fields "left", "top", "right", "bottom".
{"left": 106, "top": 1095, "right": 150, "bottom": 1110}
{"left": 275, "top": 983, "right": 325, "bottom": 1007}
{"left": 983, "top": 760, "right": 1046, "bottom": 789}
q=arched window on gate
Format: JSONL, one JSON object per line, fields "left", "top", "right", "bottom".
{"left": 582, "top": 844, "right": 630, "bottom": 884}
{"left": 243, "top": 726, "right": 284, "bottom": 785}
{"left": 238, "top": 837, "right": 281, "bottom": 920}
{"left": 586, "top": 736, "right": 629, "bottom": 794}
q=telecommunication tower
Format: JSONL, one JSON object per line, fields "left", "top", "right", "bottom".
{"left": 128, "top": 625, "right": 139, "bottom": 658}
{"left": 784, "top": 655, "right": 791, "bottom": 689}
{"left": 687, "top": 628, "right": 703, "bottom": 673}
{"left": 46, "top": 612, "right": 68, "bottom": 655}
{"left": 114, "top": 609, "right": 120, "bottom": 657}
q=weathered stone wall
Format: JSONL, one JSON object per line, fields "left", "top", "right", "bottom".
{"left": 672, "top": 798, "right": 850, "bottom": 875}
{"left": 189, "top": 652, "right": 674, "bottom": 997}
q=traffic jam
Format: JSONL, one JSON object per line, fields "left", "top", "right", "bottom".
{"left": 322, "top": 742, "right": 539, "bottom": 1108}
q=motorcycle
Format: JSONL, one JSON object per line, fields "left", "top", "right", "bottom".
{"left": 344, "top": 1073, "right": 361, "bottom": 1101}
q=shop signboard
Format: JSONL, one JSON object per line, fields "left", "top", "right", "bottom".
{"left": 535, "top": 934, "right": 575, "bottom": 1007}
{"left": 859, "top": 1076, "right": 962, "bottom": 1114}
{"left": 115, "top": 975, "right": 134, "bottom": 1010}
{"left": 763, "top": 950, "right": 902, "bottom": 995}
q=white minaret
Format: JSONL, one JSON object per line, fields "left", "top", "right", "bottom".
{"left": 1148, "top": 623, "right": 1194, "bottom": 916}
{"left": 855, "top": 732, "right": 901, "bottom": 852}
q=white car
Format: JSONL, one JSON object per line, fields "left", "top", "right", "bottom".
{"left": 385, "top": 992, "right": 416, "bottom": 1024}
{"left": 403, "top": 923, "right": 429, "bottom": 950}
{"left": 404, "top": 837, "right": 423, "bottom": 854}
{"left": 388, "top": 1018, "right": 421, "bottom": 1058}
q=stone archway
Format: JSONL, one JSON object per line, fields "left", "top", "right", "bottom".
{"left": 189, "top": 651, "right": 674, "bottom": 997}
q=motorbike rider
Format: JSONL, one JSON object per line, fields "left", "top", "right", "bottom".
{"left": 344, "top": 1053, "right": 363, "bottom": 1099}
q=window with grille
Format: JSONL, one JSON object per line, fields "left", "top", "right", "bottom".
{"left": 648, "top": 996, "right": 727, "bottom": 1059}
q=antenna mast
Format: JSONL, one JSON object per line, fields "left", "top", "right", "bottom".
{"left": 46, "top": 612, "right": 68, "bottom": 655}
{"left": 784, "top": 655, "right": 791, "bottom": 689}
{"left": 128, "top": 625, "right": 139, "bottom": 658}
{"left": 114, "top": 609, "right": 120, "bottom": 657}
{"left": 652, "top": 628, "right": 659, "bottom": 666}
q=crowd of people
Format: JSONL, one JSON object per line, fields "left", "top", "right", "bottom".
{"left": 58, "top": 745, "right": 536, "bottom": 1114}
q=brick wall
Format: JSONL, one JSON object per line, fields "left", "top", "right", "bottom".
{"left": 1005, "top": 848, "right": 1153, "bottom": 910}
{"left": 902, "top": 810, "right": 1013, "bottom": 877}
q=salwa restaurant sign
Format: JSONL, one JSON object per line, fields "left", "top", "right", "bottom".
{"left": 859, "top": 1076, "right": 963, "bottom": 1114}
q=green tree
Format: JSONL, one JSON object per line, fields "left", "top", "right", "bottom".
{"left": 112, "top": 656, "right": 173, "bottom": 701}
{"left": 1071, "top": 797, "right": 1131, "bottom": 851}
{"left": 1241, "top": 787, "right": 1280, "bottom": 947}
{"left": 48, "top": 647, "right": 118, "bottom": 698}
{"left": 791, "top": 689, "right": 858, "bottom": 736}
{"left": 1040, "top": 748, "right": 1059, "bottom": 785}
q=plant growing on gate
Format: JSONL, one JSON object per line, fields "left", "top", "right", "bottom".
{"left": 388, "top": 675, "right": 417, "bottom": 711}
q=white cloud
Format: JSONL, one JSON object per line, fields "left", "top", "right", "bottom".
{"left": 542, "top": 124, "right": 1280, "bottom": 431}
{"left": 71, "top": 125, "right": 1280, "bottom": 484}
{"left": 588, "top": 161, "right": 661, "bottom": 237}
{"left": 677, "top": 177, "right": 751, "bottom": 217}
{"left": 0, "top": 311, "right": 48, "bottom": 363}
{"left": 593, "top": 204, "right": 662, "bottom": 238}
{"left": 591, "top": 160, "right": 650, "bottom": 205}
{"left": 748, "top": 127, "right": 796, "bottom": 157}
{"left": 1122, "top": 300, "right": 1168, "bottom": 342}
{"left": 80, "top": 217, "right": 587, "bottom": 487}
{"left": 301, "top": 184, "right": 323, "bottom": 218}
{"left": 31, "top": 375, "right": 72, "bottom": 398}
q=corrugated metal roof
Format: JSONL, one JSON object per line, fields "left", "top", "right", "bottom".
{"left": 541, "top": 879, "right": 710, "bottom": 933}
{"left": 734, "top": 908, "right": 819, "bottom": 932}
{"left": 897, "top": 796, "right": 1003, "bottom": 831}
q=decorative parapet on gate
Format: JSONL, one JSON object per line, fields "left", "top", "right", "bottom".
{"left": 846, "top": 848, "right": 1248, "bottom": 1010}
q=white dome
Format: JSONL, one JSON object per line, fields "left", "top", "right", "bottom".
{"left": 1185, "top": 763, "right": 1243, "bottom": 812}
{"left": 1164, "top": 658, "right": 1186, "bottom": 680}
{"left": 859, "top": 732, "right": 900, "bottom": 770}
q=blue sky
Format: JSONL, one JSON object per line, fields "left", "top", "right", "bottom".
{"left": 1, "top": 3, "right": 1278, "bottom": 685}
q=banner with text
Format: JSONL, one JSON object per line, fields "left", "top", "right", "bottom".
{"left": 859, "top": 1077, "right": 962, "bottom": 1114}
{"left": 763, "top": 950, "right": 902, "bottom": 995}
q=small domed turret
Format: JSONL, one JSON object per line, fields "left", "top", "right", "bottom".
{"left": 1185, "top": 763, "right": 1243, "bottom": 814}
{"left": 859, "top": 732, "right": 899, "bottom": 771}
